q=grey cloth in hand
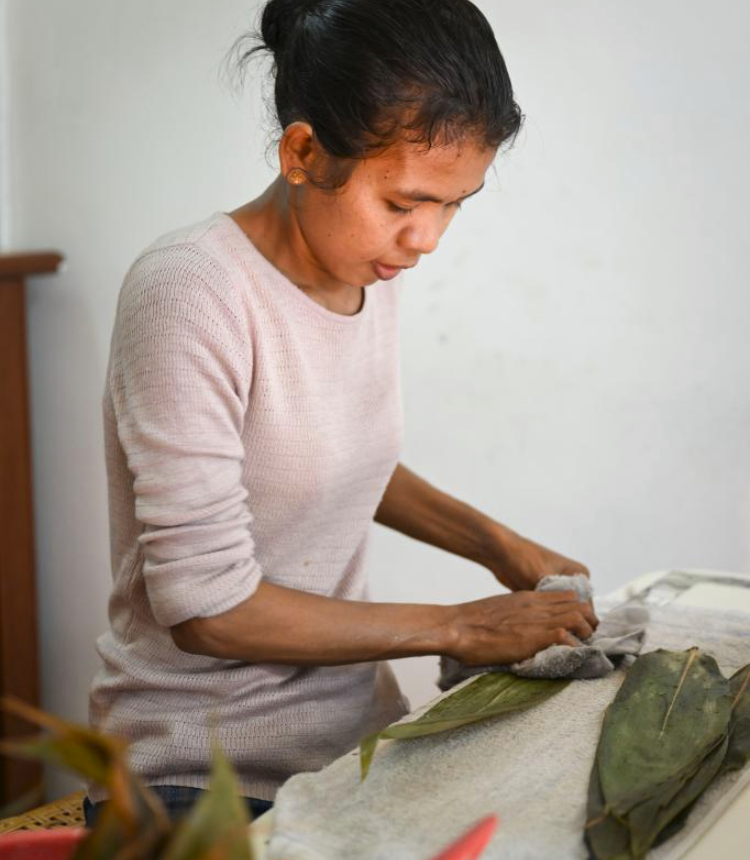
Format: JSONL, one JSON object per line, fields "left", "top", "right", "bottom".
{"left": 439, "top": 574, "right": 649, "bottom": 690}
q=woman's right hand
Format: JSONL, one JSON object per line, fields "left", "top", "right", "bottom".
{"left": 444, "top": 589, "right": 598, "bottom": 666}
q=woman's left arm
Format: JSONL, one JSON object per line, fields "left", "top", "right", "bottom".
{"left": 374, "top": 463, "right": 590, "bottom": 592}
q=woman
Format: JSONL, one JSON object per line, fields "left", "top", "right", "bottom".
{"left": 86, "top": 0, "right": 597, "bottom": 823}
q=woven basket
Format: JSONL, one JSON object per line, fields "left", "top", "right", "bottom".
{"left": 0, "top": 793, "right": 86, "bottom": 834}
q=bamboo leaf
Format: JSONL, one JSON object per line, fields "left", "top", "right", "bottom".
{"left": 595, "top": 649, "right": 731, "bottom": 817}
{"left": 586, "top": 649, "right": 734, "bottom": 860}
{"left": 358, "top": 733, "right": 379, "bottom": 783}
{"left": 360, "top": 673, "right": 569, "bottom": 779}
{"left": 719, "top": 663, "right": 750, "bottom": 775}
{"left": 659, "top": 648, "right": 699, "bottom": 735}
{"left": 651, "top": 664, "right": 750, "bottom": 853}
{"left": 583, "top": 757, "right": 631, "bottom": 860}
{"left": 628, "top": 734, "right": 728, "bottom": 859}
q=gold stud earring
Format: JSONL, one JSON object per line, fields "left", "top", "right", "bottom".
{"left": 287, "top": 168, "right": 307, "bottom": 186}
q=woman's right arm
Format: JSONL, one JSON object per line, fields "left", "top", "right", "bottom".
{"left": 170, "top": 582, "right": 596, "bottom": 666}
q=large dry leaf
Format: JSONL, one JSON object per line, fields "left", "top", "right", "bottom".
{"left": 627, "top": 734, "right": 728, "bottom": 859}
{"left": 585, "top": 649, "right": 734, "bottom": 860}
{"left": 650, "top": 661, "right": 750, "bottom": 851}
{"left": 584, "top": 760, "right": 630, "bottom": 860}
{"left": 720, "top": 663, "right": 750, "bottom": 775}
{"left": 360, "top": 672, "right": 569, "bottom": 779}
{"left": 595, "top": 649, "right": 731, "bottom": 817}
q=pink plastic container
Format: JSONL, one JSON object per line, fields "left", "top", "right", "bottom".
{"left": 0, "top": 829, "right": 87, "bottom": 860}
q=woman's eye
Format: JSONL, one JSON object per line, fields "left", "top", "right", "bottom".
{"left": 387, "top": 202, "right": 415, "bottom": 215}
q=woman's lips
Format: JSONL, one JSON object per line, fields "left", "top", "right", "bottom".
{"left": 373, "top": 262, "right": 404, "bottom": 281}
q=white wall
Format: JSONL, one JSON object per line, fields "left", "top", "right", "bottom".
{"left": 5, "top": 0, "right": 750, "bottom": 793}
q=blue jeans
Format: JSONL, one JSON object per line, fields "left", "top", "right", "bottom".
{"left": 83, "top": 785, "right": 273, "bottom": 827}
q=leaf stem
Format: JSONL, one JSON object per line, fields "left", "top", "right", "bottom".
{"left": 660, "top": 648, "right": 699, "bottom": 737}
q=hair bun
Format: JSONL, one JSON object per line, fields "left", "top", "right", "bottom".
{"left": 261, "top": 0, "right": 320, "bottom": 56}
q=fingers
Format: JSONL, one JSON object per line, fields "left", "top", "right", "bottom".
{"left": 533, "top": 589, "right": 580, "bottom": 603}
{"left": 521, "top": 624, "right": 582, "bottom": 658}
{"left": 552, "top": 627, "right": 581, "bottom": 648}
{"left": 521, "top": 589, "right": 600, "bottom": 629}
{"left": 547, "top": 610, "right": 594, "bottom": 641}
{"left": 457, "top": 589, "right": 600, "bottom": 665}
{"left": 581, "top": 599, "right": 599, "bottom": 629}
{"left": 515, "top": 592, "right": 598, "bottom": 640}
{"left": 452, "top": 612, "right": 588, "bottom": 665}
{"left": 552, "top": 597, "right": 598, "bottom": 630}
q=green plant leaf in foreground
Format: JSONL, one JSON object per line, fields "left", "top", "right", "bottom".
{"left": 1, "top": 697, "right": 171, "bottom": 860}
{"left": 0, "top": 696, "right": 127, "bottom": 786}
{"left": 585, "top": 649, "right": 734, "bottom": 860}
{"left": 161, "top": 745, "right": 253, "bottom": 860}
{"left": 360, "top": 672, "right": 570, "bottom": 779}
{"left": 1, "top": 698, "right": 256, "bottom": 860}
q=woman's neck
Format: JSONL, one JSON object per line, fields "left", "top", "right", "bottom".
{"left": 229, "top": 179, "right": 364, "bottom": 316}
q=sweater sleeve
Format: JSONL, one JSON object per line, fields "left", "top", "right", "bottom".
{"left": 108, "top": 243, "right": 261, "bottom": 627}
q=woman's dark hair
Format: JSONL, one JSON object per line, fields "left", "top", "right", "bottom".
{"left": 233, "top": 0, "right": 523, "bottom": 186}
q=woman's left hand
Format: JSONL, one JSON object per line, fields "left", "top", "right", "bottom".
{"left": 483, "top": 526, "right": 590, "bottom": 593}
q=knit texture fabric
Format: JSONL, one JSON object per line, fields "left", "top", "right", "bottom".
{"left": 88, "top": 212, "right": 410, "bottom": 802}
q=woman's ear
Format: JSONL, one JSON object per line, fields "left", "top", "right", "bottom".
{"left": 279, "top": 121, "right": 317, "bottom": 178}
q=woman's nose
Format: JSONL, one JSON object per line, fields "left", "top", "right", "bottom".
{"left": 399, "top": 218, "right": 443, "bottom": 255}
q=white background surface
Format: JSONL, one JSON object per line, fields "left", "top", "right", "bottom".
{"left": 3, "top": 0, "right": 750, "bottom": 792}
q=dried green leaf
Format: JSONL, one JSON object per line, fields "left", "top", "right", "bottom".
{"left": 719, "top": 663, "right": 750, "bottom": 775}
{"left": 642, "top": 734, "right": 728, "bottom": 855}
{"left": 160, "top": 745, "right": 253, "bottom": 860}
{"left": 595, "top": 649, "right": 731, "bottom": 817}
{"left": 651, "top": 661, "right": 750, "bottom": 851}
{"left": 585, "top": 649, "right": 734, "bottom": 860}
{"left": 628, "top": 734, "right": 728, "bottom": 859}
{"left": 360, "top": 672, "right": 570, "bottom": 779}
{"left": 584, "top": 758, "right": 630, "bottom": 860}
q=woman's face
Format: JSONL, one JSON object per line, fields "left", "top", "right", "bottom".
{"left": 290, "top": 135, "right": 497, "bottom": 290}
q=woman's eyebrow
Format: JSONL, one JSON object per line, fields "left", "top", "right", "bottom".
{"left": 395, "top": 181, "right": 486, "bottom": 204}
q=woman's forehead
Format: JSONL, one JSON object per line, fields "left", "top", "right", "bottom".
{"left": 364, "top": 139, "right": 496, "bottom": 198}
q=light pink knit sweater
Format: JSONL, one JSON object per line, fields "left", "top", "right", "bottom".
{"left": 89, "top": 212, "right": 410, "bottom": 801}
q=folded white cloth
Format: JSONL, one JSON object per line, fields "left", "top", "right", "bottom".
{"left": 439, "top": 574, "right": 649, "bottom": 690}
